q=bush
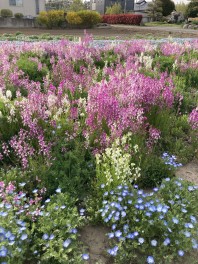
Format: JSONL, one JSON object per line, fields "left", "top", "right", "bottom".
{"left": 14, "top": 13, "right": 24, "bottom": 19}
{"left": 77, "top": 10, "right": 102, "bottom": 26}
{"left": 0, "top": 9, "right": 13, "bottom": 17}
{"left": 37, "top": 10, "right": 65, "bottom": 29}
{"left": 66, "top": 12, "right": 83, "bottom": 25}
{"left": 102, "top": 14, "right": 142, "bottom": 25}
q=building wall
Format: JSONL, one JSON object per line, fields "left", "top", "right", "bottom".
{"left": 0, "top": 0, "right": 46, "bottom": 17}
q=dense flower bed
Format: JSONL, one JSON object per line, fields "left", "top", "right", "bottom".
{"left": 0, "top": 35, "right": 197, "bottom": 263}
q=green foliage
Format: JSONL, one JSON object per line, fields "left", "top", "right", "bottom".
{"left": 17, "top": 54, "right": 48, "bottom": 83}
{"left": 69, "top": 0, "right": 86, "bottom": 12}
{"left": 77, "top": 10, "right": 102, "bottom": 26}
{"left": 152, "top": 55, "right": 175, "bottom": 73}
{"left": 186, "top": 0, "right": 198, "bottom": 18}
{"left": 66, "top": 12, "right": 83, "bottom": 24}
{"left": 0, "top": 9, "right": 13, "bottom": 17}
{"left": 161, "top": 0, "right": 175, "bottom": 16}
{"left": 137, "top": 155, "right": 175, "bottom": 188}
{"left": 147, "top": 0, "right": 163, "bottom": 21}
{"left": 14, "top": 13, "right": 24, "bottom": 19}
{"left": 176, "top": 3, "right": 187, "bottom": 14}
{"left": 37, "top": 10, "right": 65, "bottom": 29}
{"left": 105, "top": 3, "right": 123, "bottom": 15}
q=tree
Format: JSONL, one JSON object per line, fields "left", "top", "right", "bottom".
{"left": 147, "top": 0, "right": 163, "bottom": 21}
{"left": 175, "top": 2, "right": 188, "bottom": 14}
{"left": 161, "top": 0, "right": 175, "bottom": 16}
{"left": 105, "top": 3, "right": 123, "bottom": 15}
{"left": 69, "top": 0, "right": 86, "bottom": 12}
{"left": 186, "top": 0, "right": 198, "bottom": 17}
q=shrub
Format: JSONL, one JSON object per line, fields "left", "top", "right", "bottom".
{"left": 37, "top": 10, "right": 65, "bottom": 29}
{"left": 14, "top": 13, "right": 24, "bottom": 19}
{"left": 102, "top": 14, "right": 142, "bottom": 25}
{"left": 0, "top": 9, "right": 13, "bottom": 17}
{"left": 77, "top": 10, "right": 102, "bottom": 26}
{"left": 66, "top": 12, "right": 83, "bottom": 25}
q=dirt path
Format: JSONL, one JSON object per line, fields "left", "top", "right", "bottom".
{"left": 0, "top": 25, "right": 197, "bottom": 39}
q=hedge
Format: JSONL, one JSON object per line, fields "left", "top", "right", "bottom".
{"left": 102, "top": 14, "right": 142, "bottom": 25}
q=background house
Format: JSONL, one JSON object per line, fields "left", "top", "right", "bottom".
{"left": 0, "top": 0, "right": 46, "bottom": 17}
{"left": 90, "top": 0, "right": 135, "bottom": 14}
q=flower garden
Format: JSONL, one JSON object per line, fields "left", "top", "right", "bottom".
{"left": 0, "top": 34, "right": 198, "bottom": 263}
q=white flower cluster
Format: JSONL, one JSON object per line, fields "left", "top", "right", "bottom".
{"left": 96, "top": 133, "right": 141, "bottom": 188}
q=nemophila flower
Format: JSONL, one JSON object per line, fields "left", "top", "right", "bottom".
{"left": 63, "top": 238, "right": 71, "bottom": 248}
{"left": 107, "top": 245, "right": 119, "bottom": 256}
{"left": 126, "top": 233, "right": 134, "bottom": 239}
{"left": 32, "top": 189, "right": 38, "bottom": 194}
{"left": 190, "top": 216, "right": 197, "bottom": 223}
{"left": 82, "top": 253, "right": 89, "bottom": 260}
{"left": 45, "top": 199, "right": 50, "bottom": 203}
{"left": 163, "top": 238, "right": 171, "bottom": 246}
{"left": 100, "top": 184, "right": 105, "bottom": 189}
{"left": 147, "top": 255, "right": 155, "bottom": 263}
{"left": 172, "top": 217, "right": 179, "bottom": 224}
{"left": 185, "top": 223, "right": 194, "bottom": 229}
{"left": 134, "top": 231, "right": 139, "bottom": 237}
{"left": 184, "top": 231, "right": 191, "bottom": 238}
{"left": 151, "top": 239, "right": 157, "bottom": 246}
{"left": 178, "top": 250, "right": 184, "bottom": 256}
{"left": 138, "top": 237, "right": 144, "bottom": 244}
{"left": 49, "top": 234, "right": 55, "bottom": 240}
{"left": 112, "top": 224, "right": 117, "bottom": 230}
{"left": 69, "top": 228, "right": 77, "bottom": 234}
{"left": 108, "top": 232, "right": 114, "bottom": 239}
{"left": 115, "top": 230, "right": 122, "bottom": 238}
{"left": 42, "top": 234, "right": 49, "bottom": 240}
{"left": 20, "top": 233, "right": 28, "bottom": 240}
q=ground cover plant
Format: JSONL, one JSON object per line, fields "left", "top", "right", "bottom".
{"left": 0, "top": 34, "right": 197, "bottom": 263}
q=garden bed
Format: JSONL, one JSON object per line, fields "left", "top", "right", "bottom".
{"left": 0, "top": 35, "right": 197, "bottom": 263}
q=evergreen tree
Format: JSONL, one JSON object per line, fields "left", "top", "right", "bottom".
{"left": 186, "top": 0, "right": 198, "bottom": 17}
{"left": 147, "top": 0, "right": 163, "bottom": 21}
{"left": 161, "top": 0, "right": 175, "bottom": 16}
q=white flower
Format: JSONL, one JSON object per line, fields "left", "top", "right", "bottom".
{"left": 6, "top": 90, "right": 12, "bottom": 99}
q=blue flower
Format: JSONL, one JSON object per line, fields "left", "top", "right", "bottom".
{"left": 82, "top": 253, "right": 89, "bottom": 260}
{"left": 63, "top": 238, "right": 71, "bottom": 248}
{"left": 100, "top": 184, "right": 105, "bottom": 189}
{"left": 178, "top": 250, "right": 184, "bottom": 256}
{"left": 42, "top": 234, "right": 49, "bottom": 240}
{"left": 147, "top": 256, "right": 155, "bottom": 263}
{"left": 172, "top": 217, "right": 179, "bottom": 224}
{"left": 107, "top": 246, "right": 118, "bottom": 256}
{"left": 49, "top": 234, "right": 55, "bottom": 240}
{"left": 115, "top": 230, "right": 122, "bottom": 238}
{"left": 20, "top": 234, "right": 28, "bottom": 240}
{"left": 45, "top": 199, "right": 50, "bottom": 203}
{"left": 138, "top": 237, "right": 144, "bottom": 244}
{"left": 163, "top": 238, "right": 170, "bottom": 246}
{"left": 151, "top": 239, "right": 157, "bottom": 246}
{"left": 107, "top": 233, "right": 114, "bottom": 239}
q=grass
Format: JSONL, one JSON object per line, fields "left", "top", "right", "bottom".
{"left": 145, "top": 22, "right": 182, "bottom": 27}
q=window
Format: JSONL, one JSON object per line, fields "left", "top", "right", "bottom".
{"left": 9, "top": 0, "right": 23, "bottom": 6}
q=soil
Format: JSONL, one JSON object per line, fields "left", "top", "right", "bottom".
{"left": 0, "top": 25, "right": 198, "bottom": 39}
